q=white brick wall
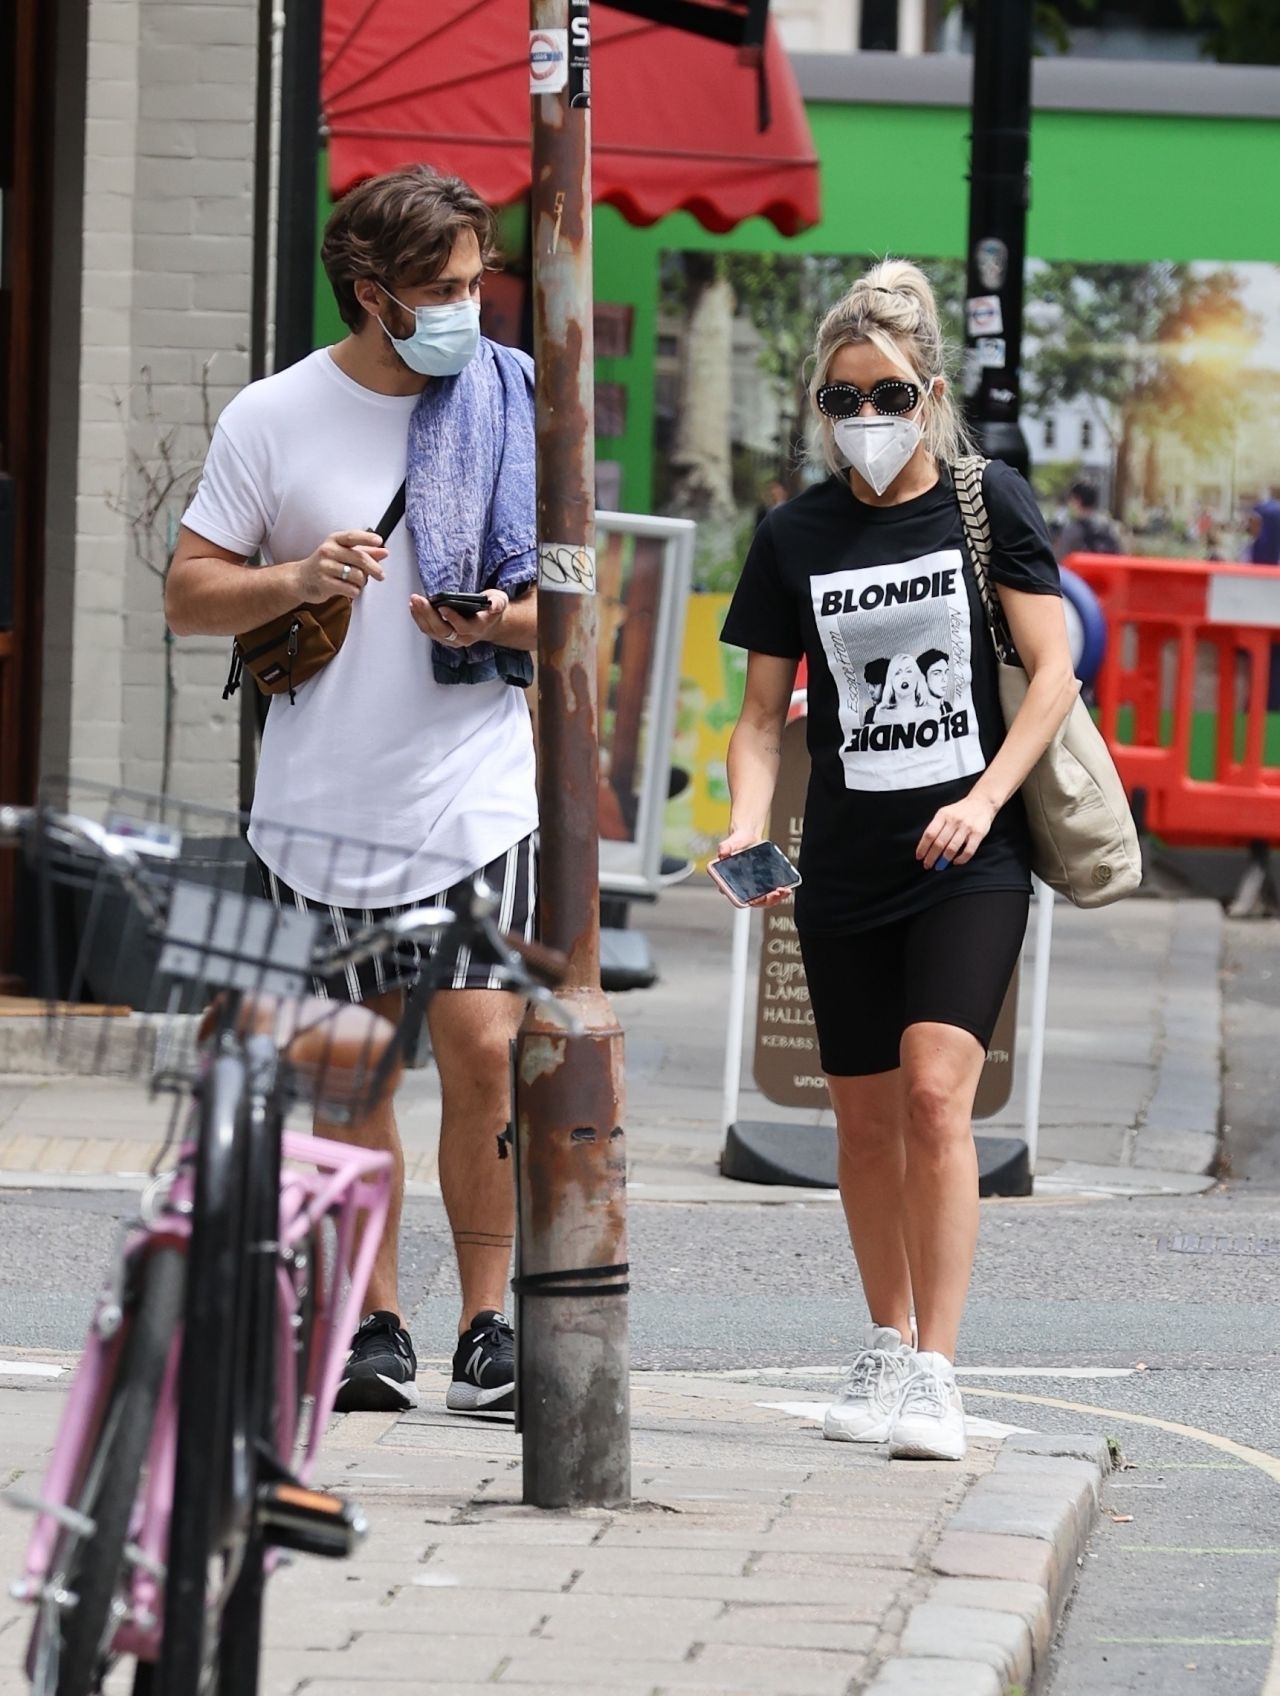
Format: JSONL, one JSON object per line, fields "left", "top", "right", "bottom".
{"left": 48, "top": 0, "right": 259, "bottom": 808}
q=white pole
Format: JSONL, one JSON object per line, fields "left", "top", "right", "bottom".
{"left": 1023, "top": 876, "right": 1055, "bottom": 1173}
{"left": 721, "top": 904, "right": 752, "bottom": 1132}
{"left": 897, "top": 0, "right": 926, "bottom": 55}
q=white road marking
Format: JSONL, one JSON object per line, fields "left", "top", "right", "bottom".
{"left": 715, "top": 1364, "right": 1136, "bottom": 1382}
{"left": 956, "top": 1366, "right": 1136, "bottom": 1380}
{"left": 0, "top": 1361, "right": 63, "bottom": 1379}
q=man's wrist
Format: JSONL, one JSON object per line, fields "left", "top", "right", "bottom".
{"left": 278, "top": 558, "right": 304, "bottom": 605}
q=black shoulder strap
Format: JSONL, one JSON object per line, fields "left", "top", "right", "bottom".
{"left": 373, "top": 480, "right": 407, "bottom": 542}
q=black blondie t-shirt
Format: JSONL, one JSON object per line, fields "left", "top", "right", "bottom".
{"left": 720, "top": 460, "right": 1062, "bottom": 935}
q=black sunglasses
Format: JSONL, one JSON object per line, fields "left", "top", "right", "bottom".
{"left": 816, "top": 379, "right": 922, "bottom": 420}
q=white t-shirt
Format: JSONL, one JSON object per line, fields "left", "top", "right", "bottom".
{"left": 183, "top": 348, "right": 538, "bottom": 907}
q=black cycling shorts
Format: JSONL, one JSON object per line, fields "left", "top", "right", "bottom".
{"left": 798, "top": 888, "right": 1030, "bottom": 1078}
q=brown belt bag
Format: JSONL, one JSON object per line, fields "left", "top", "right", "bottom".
{"left": 222, "top": 481, "right": 406, "bottom": 704}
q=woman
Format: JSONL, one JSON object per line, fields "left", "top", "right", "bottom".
{"left": 877, "top": 652, "right": 932, "bottom": 723}
{"left": 716, "top": 259, "right": 1076, "bottom": 1461}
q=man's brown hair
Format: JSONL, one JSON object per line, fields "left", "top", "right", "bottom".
{"left": 321, "top": 165, "right": 499, "bottom": 332}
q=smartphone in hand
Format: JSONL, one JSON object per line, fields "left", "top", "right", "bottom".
{"left": 707, "top": 841, "right": 802, "bottom": 907}
{"left": 430, "top": 592, "right": 492, "bottom": 618}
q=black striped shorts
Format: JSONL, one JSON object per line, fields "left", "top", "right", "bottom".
{"left": 259, "top": 834, "right": 536, "bottom": 1004}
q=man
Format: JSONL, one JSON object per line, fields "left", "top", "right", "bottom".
{"left": 917, "top": 648, "right": 952, "bottom": 716}
{"left": 1055, "top": 481, "right": 1121, "bottom": 562}
{"left": 167, "top": 167, "right": 538, "bottom": 1416}
{"left": 1248, "top": 489, "right": 1280, "bottom": 567}
{"left": 1246, "top": 490, "right": 1280, "bottom": 711}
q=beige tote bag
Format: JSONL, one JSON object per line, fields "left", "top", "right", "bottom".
{"left": 954, "top": 455, "right": 1142, "bottom": 908}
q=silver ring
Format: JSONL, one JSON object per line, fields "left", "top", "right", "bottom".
{"left": 341, "top": 563, "right": 352, "bottom": 581}
{"left": 444, "top": 630, "right": 458, "bottom": 643}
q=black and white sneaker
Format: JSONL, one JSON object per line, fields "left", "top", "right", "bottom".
{"left": 446, "top": 1310, "right": 515, "bottom": 1414}
{"left": 333, "top": 1311, "right": 420, "bottom": 1413}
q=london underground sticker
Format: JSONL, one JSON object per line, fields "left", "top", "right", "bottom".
{"left": 529, "top": 29, "right": 568, "bottom": 93}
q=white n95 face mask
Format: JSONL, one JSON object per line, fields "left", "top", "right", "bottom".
{"left": 834, "top": 415, "right": 923, "bottom": 496}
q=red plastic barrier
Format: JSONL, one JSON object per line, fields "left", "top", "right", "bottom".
{"left": 1066, "top": 553, "right": 1280, "bottom": 848}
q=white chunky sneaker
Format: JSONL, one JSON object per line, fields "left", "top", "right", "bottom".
{"left": 823, "top": 1325, "right": 915, "bottom": 1444}
{"left": 888, "top": 1351, "right": 967, "bottom": 1461}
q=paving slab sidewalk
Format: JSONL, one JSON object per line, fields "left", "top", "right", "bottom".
{"left": 0, "top": 888, "right": 1223, "bottom": 1202}
{"left": 0, "top": 1361, "right": 1108, "bottom": 1696}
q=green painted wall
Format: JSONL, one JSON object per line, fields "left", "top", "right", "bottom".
{"left": 593, "top": 102, "right": 1280, "bottom": 510}
{"left": 313, "top": 104, "right": 1280, "bottom": 511}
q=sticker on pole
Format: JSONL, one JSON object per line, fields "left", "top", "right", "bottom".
{"left": 569, "top": 0, "right": 590, "bottom": 107}
{"left": 529, "top": 29, "right": 568, "bottom": 94}
{"left": 966, "top": 294, "right": 1004, "bottom": 337}
{"left": 540, "top": 542, "right": 597, "bottom": 595}
{"left": 975, "top": 336, "right": 1006, "bottom": 369}
{"left": 974, "top": 237, "right": 1009, "bottom": 291}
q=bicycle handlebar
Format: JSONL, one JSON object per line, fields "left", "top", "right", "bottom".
{"left": 10, "top": 805, "right": 570, "bottom": 998}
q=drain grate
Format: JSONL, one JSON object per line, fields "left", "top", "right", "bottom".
{"left": 1160, "top": 1234, "right": 1280, "bottom": 1256}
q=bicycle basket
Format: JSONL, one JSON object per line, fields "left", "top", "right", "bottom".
{"left": 23, "top": 781, "right": 445, "bottom": 1118}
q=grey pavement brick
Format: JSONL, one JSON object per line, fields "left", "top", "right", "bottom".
{"left": 299, "top": 1686, "right": 661, "bottom": 1696}
{"left": 568, "top": 1566, "right": 900, "bottom": 1605}
{"left": 261, "top": 1632, "right": 506, "bottom": 1684}
{"left": 495, "top": 1641, "right": 859, "bottom": 1693}
{"left": 750, "top": 1535, "right": 925, "bottom": 1574}
{"left": 928, "top": 1577, "right": 1052, "bottom": 1658}
{"left": 901, "top": 1601, "right": 1033, "bottom": 1687}
{"left": 1005, "top": 1432, "right": 1113, "bottom": 1471}
{"left": 699, "top": 1610, "right": 877, "bottom": 1654}
{"left": 931, "top": 1529, "right": 1057, "bottom": 1590}
{"left": 861, "top": 1657, "right": 1003, "bottom": 1696}
{"left": 376, "top": 1587, "right": 551, "bottom": 1635}
{"left": 569, "top": 1545, "right": 751, "bottom": 1579}
{"left": 533, "top": 1592, "right": 725, "bottom": 1642}
{"left": 992, "top": 1452, "right": 1104, "bottom": 1507}
{"left": 415, "top": 1548, "right": 583, "bottom": 1591}
{"left": 946, "top": 1486, "right": 1083, "bottom": 1600}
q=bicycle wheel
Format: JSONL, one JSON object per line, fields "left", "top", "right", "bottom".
{"left": 35, "top": 1245, "right": 184, "bottom": 1696}
{"left": 159, "top": 1052, "right": 250, "bottom": 1696}
{"left": 214, "top": 1083, "right": 284, "bottom": 1696}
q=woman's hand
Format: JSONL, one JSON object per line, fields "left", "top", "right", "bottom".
{"left": 715, "top": 828, "right": 792, "bottom": 909}
{"left": 916, "top": 789, "right": 998, "bottom": 870}
{"left": 408, "top": 589, "right": 510, "bottom": 648}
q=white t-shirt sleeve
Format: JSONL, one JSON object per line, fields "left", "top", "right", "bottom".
{"left": 183, "top": 421, "right": 273, "bottom": 558}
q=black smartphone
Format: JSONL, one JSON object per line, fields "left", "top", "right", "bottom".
{"left": 707, "top": 841, "right": 802, "bottom": 907}
{"left": 430, "top": 592, "right": 492, "bottom": 617}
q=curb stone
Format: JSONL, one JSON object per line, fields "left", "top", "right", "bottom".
{"left": 1131, "top": 899, "right": 1223, "bottom": 1177}
{"left": 862, "top": 1433, "right": 1112, "bottom": 1696}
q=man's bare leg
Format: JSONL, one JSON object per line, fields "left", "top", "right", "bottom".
{"left": 427, "top": 986, "right": 524, "bottom": 1332}
{"left": 324, "top": 988, "right": 417, "bottom": 1411}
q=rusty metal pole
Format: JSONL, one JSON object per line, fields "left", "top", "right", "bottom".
{"left": 515, "top": 0, "right": 630, "bottom": 1510}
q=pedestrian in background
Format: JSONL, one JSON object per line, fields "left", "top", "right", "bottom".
{"left": 1247, "top": 488, "right": 1280, "bottom": 568}
{"left": 168, "top": 166, "right": 539, "bottom": 1418}
{"left": 1055, "top": 480, "right": 1122, "bottom": 561}
{"left": 1246, "top": 489, "right": 1280, "bottom": 709}
{"left": 716, "top": 259, "right": 1077, "bottom": 1460}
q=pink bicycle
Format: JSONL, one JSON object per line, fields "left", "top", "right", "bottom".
{"left": 2, "top": 786, "right": 562, "bottom": 1696}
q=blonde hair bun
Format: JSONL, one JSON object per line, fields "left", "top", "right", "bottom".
{"left": 809, "top": 256, "right": 972, "bottom": 475}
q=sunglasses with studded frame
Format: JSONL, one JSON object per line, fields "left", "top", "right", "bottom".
{"left": 816, "top": 379, "right": 922, "bottom": 420}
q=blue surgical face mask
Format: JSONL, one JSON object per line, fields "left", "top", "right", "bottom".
{"left": 376, "top": 285, "right": 481, "bottom": 377}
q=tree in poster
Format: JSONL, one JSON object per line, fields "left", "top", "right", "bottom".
{"left": 663, "top": 252, "right": 737, "bottom": 529}
{"left": 1023, "top": 261, "right": 1257, "bottom": 515}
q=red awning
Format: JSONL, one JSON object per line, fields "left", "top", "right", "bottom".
{"left": 322, "top": 1, "right": 821, "bottom": 236}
